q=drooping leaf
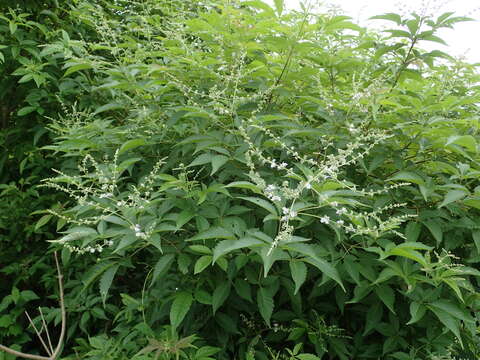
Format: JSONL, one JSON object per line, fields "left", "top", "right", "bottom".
{"left": 170, "top": 292, "right": 193, "bottom": 331}
{"left": 289, "top": 260, "right": 307, "bottom": 295}
{"left": 99, "top": 264, "right": 120, "bottom": 306}
{"left": 257, "top": 286, "right": 274, "bottom": 326}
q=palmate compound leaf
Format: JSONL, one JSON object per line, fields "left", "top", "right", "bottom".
{"left": 170, "top": 292, "right": 193, "bottom": 332}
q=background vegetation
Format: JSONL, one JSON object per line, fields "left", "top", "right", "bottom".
{"left": 1, "top": 0, "right": 479, "bottom": 359}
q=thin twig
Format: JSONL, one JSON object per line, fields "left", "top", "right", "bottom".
{"left": 0, "top": 252, "right": 66, "bottom": 360}
{"left": 25, "top": 310, "right": 52, "bottom": 357}
{"left": 39, "top": 307, "right": 54, "bottom": 355}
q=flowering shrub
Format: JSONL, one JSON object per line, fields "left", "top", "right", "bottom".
{"left": 1, "top": 0, "right": 480, "bottom": 359}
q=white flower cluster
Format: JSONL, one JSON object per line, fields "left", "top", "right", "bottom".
{"left": 133, "top": 224, "right": 147, "bottom": 239}
{"left": 63, "top": 239, "right": 115, "bottom": 255}
{"left": 264, "top": 184, "right": 282, "bottom": 202}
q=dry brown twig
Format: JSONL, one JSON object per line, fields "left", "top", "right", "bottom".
{"left": 0, "top": 252, "right": 66, "bottom": 360}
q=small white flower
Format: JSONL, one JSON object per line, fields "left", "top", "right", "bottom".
{"left": 89, "top": 247, "right": 95, "bottom": 253}
{"left": 282, "top": 207, "right": 290, "bottom": 215}
{"left": 266, "top": 184, "right": 276, "bottom": 192}
{"left": 330, "top": 201, "right": 338, "bottom": 207}
{"left": 270, "top": 159, "right": 277, "bottom": 168}
{"left": 320, "top": 215, "right": 330, "bottom": 224}
{"left": 305, "top": 182, "right": 312, "bottom": 189}
{"left": 271, "top": 195, "right": 281, "bottom": 202}
{"left": 336, "top": 207, "right": 347, "bottom": 215}
{"left": 336, "top": 220, "right": 344, "bottom": 225}
{"left": 290, "top": 210, "right": 297, "bottom": 218}
{"left": 277, "top": 162, "right": 288, "bottom": 170}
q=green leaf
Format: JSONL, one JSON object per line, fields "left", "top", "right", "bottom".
{"left": 472, "top": 230, "right": 480, "bottom": 255}
{"left": 211, "top": 155, "right": 229, "bottom": 175}
{"left": 234, "top": 278, "right": 252, "bottom": 302}
{"left": 170, "top": 292, "right": 193, "bottom": 332}
{"left": 238, "top": 196, "right": 278, "bottom": 216}
{"left": 387, "top": 171, "right": 424, "bottom": 185}
{"left": 445, "top": 135, "right": 477, "bottom": 152}
{"left": 213, "top": 237, "right": 264, "bottom": 263}
{"left": 224, "top": 181, "right": 262, "bottom": 194}
{"left": 150, "top": 254, "right": 175, "bottom": 286}
{"left": 118, "top": 139, "right": 148, "bottom": 155}
{"left": 99, "top": 264, "right": 119, "bottom": 306}
{"left": 257, "top": 287, "right": 274, "bottom": 326}
{"left": 82, "top": 261, "right": 116, "bottom": 290}
{"left": 212, "top": 281, "right": 231, "bottom": 314}
{"left": 63, "top": 62, "right": 93, "bottom": 77}
{"left": 93, "top": 103, "right": 124, "bottom": 115}
{"left": 438, "top": 190, "right": 467, "bottom": 208}
{"left": 429, "top": 300, "right": 473, "bottom": 323}
{"left": 286, "top": 243, "right": 345, "bottom": 291}
{"left": 187, "top": 227, "right": 235, "bottom": 241}
{"left": 369, "top": 13, "right": 402, "bottom": 25}
{"left": 428, "top": 307, "right": 463, "bottom": 347}
{"left": 273, "top": 0, "right": 284, "bottom": 16}
{"left": 289, "top": 260, "right": 307, "bottom": 295}
{"left": 405, "top": 222, "right": 422, "bottom": 242}
{"left": 422, "top": 219, "right": 443, "bottom": 245}
{"left": 407, "top": 301, "right": 426, "bottom": 325}
{"left": 17, "top": 106, "right": 37, "bottom": 116}
{"left": 296, "top": 355, "right": 321, "bottom": 360}
{"left": 384, "top": 29, "right": 412, "bottom": 39}
{"left": 374, "top": 284, "right": 396, "bottom": 314}
{"left": 194, "top": 255, "right": 212, "bottom": 274}
{"left": 385, "top": 244, "right": 431, "bottom": 267}
{"left": 35, "top": 214, "right": 52, "bottom": 231}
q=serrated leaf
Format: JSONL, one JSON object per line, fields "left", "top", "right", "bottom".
{"left": 285, "top": 243, "right": 345, "bottom": 291}
{"left": 407, "top": 301, "right": 426, "bottom": 325}
{"left": 82, "top": 261, "right": 116, "bottom": 290}
{"left": 35, "top": 214, "right": 52, "bottom": 231}
{"left": 100, "top": 264, "right": 119, "bottom": 306}
{"left": 224, "top": 181, "right": 262, "bottom": 194}
{"left": 93, "top": 103, "right": 124, "bottom": 115}
{"left": 238, "top": 196, "right": 278, "bottom": 216}
{"left": 369, "top": 13, "right": 402, "bottom": 25}
{"left": 150, "top": 254, "right": 175, "bottom": 286}
{"left": 212, "top": 281, "right": 231, "bottom": 314}
{"left": 374, "top": 284, "right": 396, "bottom": 314}
{"left": 423, "top": 219, "right": 443, "bottom": 245}
{"left": 194, "top": 255, "right": 212, "bottom": 274}
{"left": 438, "top": 190, "right": 467, "bottom": 208}
{"left": 387, "top": 171, "right": 424, "bottom": 185}
{"left": 170, "top": 292, "right": 193, "bottom": 331}
{"left": 211, "top": 155, "right": 229, "bottom": 175}
{"left": 257, "top": 287, "right": 274, "bottom": 326}
{"left": 213, "top": 237, "right": 264, "bottom": 263}
{"left": 289, "top": 260, "right": 307, "bottom": 295}
{"left": 118, "top": 139, "right": 147, "bottom": 155}
{"left": 187, "top": 227, "right": 235, "bottom": 241}
{"left": 296, "top": 355, "right": 321, "bottom": 360}
{"left": 428, "top": 307, "right": 463, "bottom": 347}
{"left": 63, "top": 62, "right": 93, "bottom": 77}
{"left": 234, "top": 278, "right": 252, "bottom": 302}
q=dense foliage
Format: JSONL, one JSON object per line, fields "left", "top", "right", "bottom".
{"left": 1, "top": 1, "right": 480, "bottom": 359}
